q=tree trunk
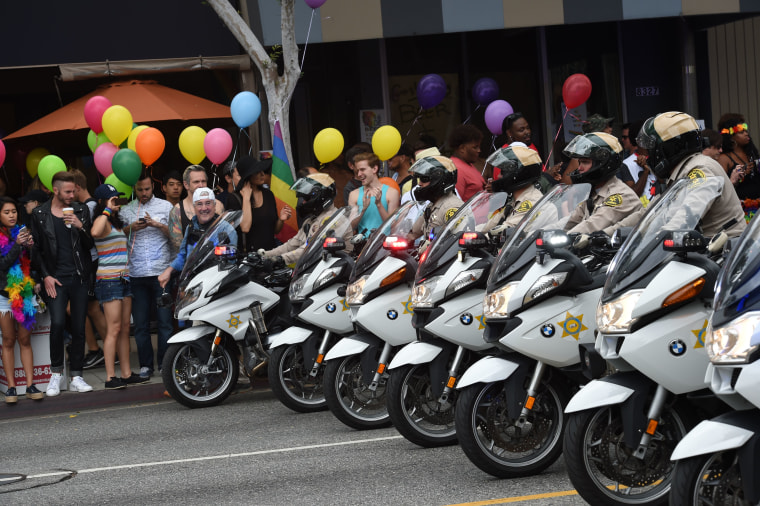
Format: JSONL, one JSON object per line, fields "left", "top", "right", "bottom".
{"left": 207, "top": 0, "right": 300, "bottom": 176}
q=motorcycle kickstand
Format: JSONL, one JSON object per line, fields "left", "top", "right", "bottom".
{"left": 438, "top": 346, "right": 465, "bottom": 404}
{"left": 368, "top": 342, "right": 393, "bottom": 392}
{"left": 310, "top": 330, "right": 332, "bottom": 377}
{"left": 515, "top": 361, "right": 547, "bottom": 429}
{"left": 632, "top": 384, "right": 668, "bottom": 460}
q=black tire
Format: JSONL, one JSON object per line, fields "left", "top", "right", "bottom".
{"left": 267, "top": 343, "right": 327, "bottom": 413}
{"left": 669, "top": 450, "right": 749, "bottom": 506}
{"left": 386, "top": 364, "right": 457, "bottom": 447}
{"left": 454, "top": 378, "right": 568, "bottom": 478}
{"left": 563, "top": 403, "right": 692, "bottom": 505}
{"left": 162, "top": 339, "right": 239, "bottom": 409}
{"left": 323, "top": 354, "right": 392, "bottom": 430}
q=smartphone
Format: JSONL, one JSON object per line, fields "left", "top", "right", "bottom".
{"left": 114, "top": 197, "right": 129, "bottom": 206}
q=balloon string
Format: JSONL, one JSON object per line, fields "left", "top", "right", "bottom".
{"left": 300, "top": 10, "right": 315, "bottom": 71}
{"left": 542, "top": 108, "right": 570, "bottom": 172}
{"left": 403, "top": 107, "right": 423, "bottom": 144}
{"left": 462, "top": 104, "right": 481, "bottom": 125}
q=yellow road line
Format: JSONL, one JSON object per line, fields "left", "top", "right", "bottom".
{"left": 444, "top": 489, "right": 579, "bottom": 505}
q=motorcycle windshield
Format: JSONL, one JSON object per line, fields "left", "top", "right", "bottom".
{"left": 604, "top": 176, "right": 725, "bottom": 299}
{"left": 713, "top": 213, "right": 760, "bottom": 320}
{"left": 488, "top": 183, "right": 592, "bottom": 288}
{"left": 352, "top": 201, "right": 426, "bottom": 279}
{"left": 292, "top": 206, "right": 353, "bottom": 279}
{"left": 416, "top": 191, "right": 509, "bottom": 281}
{"left": 177, "top": 210, "right": 242, "bottom": 291}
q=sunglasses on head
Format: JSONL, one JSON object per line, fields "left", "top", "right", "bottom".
{"left": 722, "top": 123, "right": 749, "bottom": 135}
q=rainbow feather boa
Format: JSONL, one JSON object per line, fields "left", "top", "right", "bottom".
{"left": 0, "top": 225, "right": 36, "bottom": 329}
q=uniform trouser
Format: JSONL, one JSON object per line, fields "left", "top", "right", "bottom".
{"left": 131, "top": 276, "right": 173, "bottom": 371}
{"left": 47, "top": 275, "right": 88, "bottom": 377}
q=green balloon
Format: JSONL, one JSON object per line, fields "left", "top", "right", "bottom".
{"left": 104, "top": 173, "right": 133, "bottom": 199}
{"left": 111, "top": 148, "right": 142, "bottom": 186}
{"left": 87, "top": 130, "right": 111, "bottom": 153}
{"left": 38, "top": 155, "right": 66, "bottom": 191}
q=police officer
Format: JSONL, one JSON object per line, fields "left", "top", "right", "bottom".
{"left": 487, "top": 144, "right": 545, "bottom": 228}
{"left": 562, "top": 132, "right": 643, "bottom": 235}
{"left": 635, "top": 111, "right": 745, "bottom": 238}
{"left": 407, "top": 155, "right": 463, "bottom": 246}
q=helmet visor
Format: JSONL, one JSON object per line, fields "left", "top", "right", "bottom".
{"left": 636, "top": 119, "right": 658, "bottom": 150}
{"left": 409, "top": 157, "right": 442, "bottom": 179}
{"left": 486, "top": 150, "right": 519, "bottom": 172}
{"left": 563, "top": 135, "right": 604, "bottom": 159}
{"left": 290, "top": 177, "right": 320, "bottom": 196}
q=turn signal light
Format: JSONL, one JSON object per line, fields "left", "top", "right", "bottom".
{"left": 380, "top": 267, "right": 407, "bottom": 287}
{"left": 662, "top": 277, "right": 705, "bottom": 307}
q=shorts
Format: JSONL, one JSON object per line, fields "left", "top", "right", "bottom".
{"left": 0, "top": 294, "right": 10, "bottom": 315}
{"left": 94, "top": 278, "right": 132, "bottom": 304}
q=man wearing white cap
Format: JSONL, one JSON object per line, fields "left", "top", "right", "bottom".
{"left": 158, "top": 188, "right": 237, "bottom": 288}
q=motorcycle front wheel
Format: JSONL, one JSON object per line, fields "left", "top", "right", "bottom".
{"left": 386, "top": 364, "right": 457, "bottom": 447}
{"left": 268, "top": 343, "right": 327, "bottom": 413}
{"left": 563, "top": 403, "right": 691, "bottom": 505}
{"left": 669, "top": 450, "right": 749, "bottom": 506}
{"left": 323, "top": 354, "right": 392, "bottom": 430}
{"left": 455, "top": 378, "right": 567, "bottom": 478}
{"left": 162, "top": 339, "right": 239, "bottom": 409}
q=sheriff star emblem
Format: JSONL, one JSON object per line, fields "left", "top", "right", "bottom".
{"left": 692, "top": 319, "right": 708, "bottom": 349}
{"left": 558, "top": 311, "right": 588, "bottom": 340}
{"left": 227, "top": 314, "right": 242, "bottom": 329}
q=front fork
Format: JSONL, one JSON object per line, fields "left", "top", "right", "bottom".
{"left": 309, "top": 330, "right": 333, "bottom": 377}
{"left": 438, "top": 346, "right": 466, "bottom": 404}
{"left": 515, "top": 361, "right": 547, "bottom": 429}
{"left": 632, "top": 384, "right": 669, "bottom": 460}
{"left": 368, "top": 342, "right": 393, "bottom": 392}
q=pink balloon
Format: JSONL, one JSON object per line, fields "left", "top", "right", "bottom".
{"left": 304, "top": 0, "right": 327, "bottom": 8}
{"left": 0, "top": 139, "right": 5, "bottom": 167}
{"left": 484, "top": 100, "right": 514, "bottom": 136}
{"left": 203, "top": 128, "right": 233, "bottom": 165}
{"left": 84, "top": 96, "right": 113, "bottom": 134}
{"left": 94, "top": 142, "right": 118, "bottom": 178}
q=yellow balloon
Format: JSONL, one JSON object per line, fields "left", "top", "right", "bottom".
{"left": 372, "top": 125, "right": 402, "bottom": 161}
{"left": 25, "top": 147, "right": 50, "bottom": 178}
{"left": 313, "top": 128, "right": 344, "bottom": 164}
{"left": 101, "top": 105, "right": 133, "bottom": 146}
{"left": 178, "top": 126, "right": 207, "bottom": 165}
{"left": 127, "top": 125, "right": 149, "bottom": 152}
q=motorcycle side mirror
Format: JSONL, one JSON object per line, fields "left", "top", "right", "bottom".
{"left": 662, "top": 230, "right": 707, "bottom": 254}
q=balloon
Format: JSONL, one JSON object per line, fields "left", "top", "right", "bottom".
{"left": 179, "top": 126, "right": 207, "bottom": 165}
{"left": 230, "top": 91, "right": 261, "bottom": 128}
{"left": 304, "top": 0, "right": 327, "bottom": 8}
{"left": 484, "top": 100, "right": 514, "bottom": 136}
{"left": 105, "top": 173, "right": 133, "bottom": 199}
{"left": 38, "top": 155, "right": 66, "bottom": 191}
{"left": 93, "top": 143, "right": 118, "bottom": 178}
{"left": 204, "top": 128, "right": 233, "bottom": 165}
{"left": 562, "top": 73, "right": 592, "bottom": 109}
{"left": 379, "top": 177, "right": 400, "bottom": 194}
{"left": 416, "top": 74, "right": 447, "bottom": 110}
{"left": 87, "top": 130, "right": 111, "bottom": 153}
{"left": 313, "top": 128, "right": 344, "bottom": 164}
{"left": 101, "top": 105, "right": 133, "bottom": 146}
{"left": 134, "top": 127, "right": 165, "bottom": 166}
{"left": 83, "top": 96, "right": 112, "bottom": 134}
{"left": 372, "top": 125, "right": 402, "bottom": 161}
{"left": 127, "top": 125, "right": 149, "bottom": 152}
{"left": 0, "top": 139, "right": 5, "bottom": 168}
{"left": 112, "top": 148, "right": 142, "bottom": 186}
{"left": 472, "top": 78, "right": 499, "bottom": 106}
{"left": 25, "top": 147, "right": 50, "bottom": 178}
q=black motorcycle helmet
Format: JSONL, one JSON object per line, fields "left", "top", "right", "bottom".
{"left": 487, "top": 144, "right": 542, "bottom": 194}
{"left": 292, "top": 173, "right": 336, "bottom": 217}
{"left": 410, "top": 155, "right": 457, "bottom": 202}
{"left": 564, "top": 132, "right": 624, "bottom": 185}
{"left": 636, "top": 111, "right": 702, "bottom": 179}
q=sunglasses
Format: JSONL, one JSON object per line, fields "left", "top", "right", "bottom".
{"left": 417, "top": 175, "right": 431, "bottom": 183}
{"left": 722, "top": 123, "right": 749, "bottom": 135}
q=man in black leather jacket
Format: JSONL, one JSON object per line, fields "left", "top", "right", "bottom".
{"left": 31, "top": 171, "right": 95, "bottom": 396}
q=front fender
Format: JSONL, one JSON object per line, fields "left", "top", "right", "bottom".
{"left": 167, "top": 325, "right": 216, "bottom": 344}
{"left": 388, "top": 341, "right": 442, "bottom": 370}
{"left": 324, "top": 332, "right": 378, "bottom": 361}
{"left": 671, "top": 419, "right": 754, "bottom": 461}
{"left": 565, "top": 375, "right": 638, "bottom": 414}
{"left": 456, "top": 356, "right": 521, "bottom": 390}
{"left": 268, "top": 326, "right": 316, "bottom": 350}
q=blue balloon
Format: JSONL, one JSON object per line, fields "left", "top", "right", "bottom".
{"left": 416, "top": 74, "right": 447, "bottom": 110}
{"left": 230, "top": 91, "right": 262, "bottom": 128}
{"left": 472, "top": 78, "right": 499, "bottom": 106}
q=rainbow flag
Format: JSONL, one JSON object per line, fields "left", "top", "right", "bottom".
{"left": 271, "top": 120, "right": 298, "bottom": 242}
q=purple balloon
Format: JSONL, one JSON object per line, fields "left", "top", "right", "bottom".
{"left": 417, "top": 74, "right": 447, "bottom": 110}
{"left": 472, "top": 78, "right": 499, "bottom": 106}
{"left": 484, "top": 100, "right": 514, "bottom": 136}
{"left": 304, "top": 0, "right": 327, "bottom": 8}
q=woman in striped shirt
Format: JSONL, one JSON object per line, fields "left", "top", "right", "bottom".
{"left": 91, "top": 184, "right": 146, "bottom": 390}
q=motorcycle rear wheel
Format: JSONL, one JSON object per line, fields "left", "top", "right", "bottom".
{"left": 386, "top": 364, "right": 457, "bottom": 447}
{"left": 268, "top": 343, "right": 327, "bottom": 413}
{"left": 323, "top": 354, "right": 392, "bottom": 430}
{"left": 162, "top": 340, "right": 239, "bottom": 409}
{"left": 669, "top": 450, "right": 750, "bottom": 506}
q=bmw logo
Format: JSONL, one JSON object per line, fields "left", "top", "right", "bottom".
{"left": 326, "top": 303, "right": 336, "bottom": 313}
{"left": 460, "top": 313, "right": 473, "bottom": 325}
{"left": 387, "top": 309, "right": 398, "bottom": 320}
{"left": 540, "top": 324, "right": 555, "bottom": 338}
{"left": 669, "top": 339, "right": 686, "bottom": 356}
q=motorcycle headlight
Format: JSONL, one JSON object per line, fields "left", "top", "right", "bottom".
{"left": 523, "top": 272, "right": 568, "bottom": 305}
{"left": 446, "top": 269, "right": 484, "bottom": 298}
{"left": 708, "top": 312, "right": 760, "bottom": 364}
{"left": 289, "top": 274, "right": 308, "bottom": 302}
{"left": 314, "top": 266, "right": 343, "bottom": 292}
{"left": 346, "top": 275, "right": 368, "bottom": 305}
{"left": 596, "top": 290, "right": 644, "bottom": 334}
{"left": 174, "top": 282, "right": 202, "bottom": 318}
{"left": 412, "top": 275, "right": 443, "bottom": 309}
{"left": 483, "top": 282, "right": 520, "bottom": 319}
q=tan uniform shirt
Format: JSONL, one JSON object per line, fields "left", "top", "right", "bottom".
{"left": 565, "top": 177, "right": 643, "bottom": 234}
{"left": 504, "top": 185, "right": 544, "bottom": 228}
{"left": 264, "top": 205, "right": 342, "bottom": 265}
{"left": 411, "top": 192, "right": 464, "bottom": 242}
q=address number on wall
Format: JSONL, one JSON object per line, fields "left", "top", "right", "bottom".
{"left": 635, "top": 87, "right": 660, "bottom": 97}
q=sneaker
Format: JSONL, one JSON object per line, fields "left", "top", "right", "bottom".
{"left": 4, "top": 387, "right": 18, "bottom": 404}
{"left": 46, "top": 373, "right": 62, "bottom": 397}
{"left": 122, "top": 373, "right": 150, "bottom": 385}
{"left": 139, "top": 367, "right": 153, "bottom": 379}
{"left": 25, "top": 385, "right": 44, "bottom": 400}
{"left": 70, "top": 376, "right": 93, "bottom": 393}
{"left": 83, "top": 348, "right": 105, "bottom": 369}
{"left": 105, "top": 377, "right": 127, "bottom": 390}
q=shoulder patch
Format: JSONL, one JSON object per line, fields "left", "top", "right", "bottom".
{"left": 603, "top": 194, "right": 623, "bottom": 207}
{"left": 687, "top": 168, "right": 706, "bottom": 180}
{"left": 515, "top": 200, "right": 533, "bottom": 213}
{"left": 444, "top": 208, "right": 458, "bottom": 221}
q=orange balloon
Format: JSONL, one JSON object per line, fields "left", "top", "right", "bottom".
{"left": 134, "top": 127, "right": 165, "bottom": 166}
{"left": 379, "top": 177, "right": 400, "bottom": 194}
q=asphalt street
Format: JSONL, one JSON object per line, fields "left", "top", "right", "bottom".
{"left": 0, "top": 387, "right": 587, "bottom": 505}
